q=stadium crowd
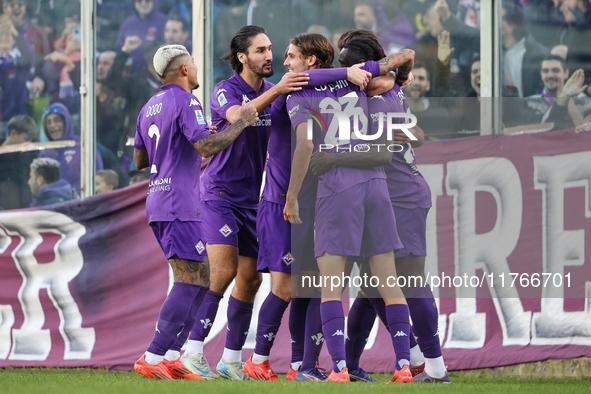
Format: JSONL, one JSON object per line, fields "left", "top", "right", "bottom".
{"left": 0, "top": 0, "right": 590, "bottom": 211}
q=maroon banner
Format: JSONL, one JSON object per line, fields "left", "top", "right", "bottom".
{"left": 1, "top": 129, "right": 590, "bottom": 372}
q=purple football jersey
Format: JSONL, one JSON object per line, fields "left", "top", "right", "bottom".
{"left": 368, "top": 84, "right": 431, "bottom": 209}
{"left": 263, "top": 68, "right": 348, "bottom": 208}
{"left": 286, "top": 61, "right": 386, "bottom": 198}
{"left": 201, "top": 72, "right": 274, "bottom": 209}
{"left": 134, "top": 83, "right": 211, "bottom": 223}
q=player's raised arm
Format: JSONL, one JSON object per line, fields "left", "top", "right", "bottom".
{"left": 194, "top": 101, "right": 259, "bottom": 158}
{"left": 378, "top": 49, "right": 415, "bottom": 80}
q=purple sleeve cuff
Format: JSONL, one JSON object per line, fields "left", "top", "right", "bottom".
{"left": 305, "top": 68, "right": 348, "bottom": 87}
{"left": 364, "top": 61, "right": 381, "bottom": 78}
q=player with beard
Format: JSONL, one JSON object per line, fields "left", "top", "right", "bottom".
{"left": 310, "top": 33, "right": 450, "bottom": 383}
{"left": 132, "top": 45, "right": 259, "bottom": 380}
{"left": 285, "top": 33, "right": 415, "bottom": 382}
{"left": 182, "top": 25, "right": 310, "bottom": 380}
{"left": 244, "top": 33, "right": 373, "bottom": 381}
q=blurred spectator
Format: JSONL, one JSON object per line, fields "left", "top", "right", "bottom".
{"left": 527, "top": 54, "right": 587, "bottom": 130}
{"left": 160, "top": 0, "right": 192, "bottom": 28}
{"left": 247, "top": 0, "right": 320, "bottom": 83}
{"left": 38, "top": 103, "right": 104, "bottom": 191}
{"left": 355, "top": 0, "right": 416, "bottom": 54}
{"left": 403, "top": 0, "right": 436, "bottom": 38}
{"left": 96, "top": 80, "right": 125, "bottom": 157}
{"left": 434, "top": 0, "right": 479, "bottom": 81}
{"left": 115, "top": 0, "right": 168, "bottom": 74}
{"left": 307, "top": 24, "right": 331, "bottom": 39}
{"left": 95, "top": 169, "right": 119, "bottom": 194}
{"left": 455, "top": 0, "right": 479, "bottom": 28}
{"left": 0, "top": 114, "right": 37, "bottom": 209}
{"left": 0, "top": 15, "right": 32, "bottom": 139}
{"left": 42, "top": 23, "right": 81, "bottom": 130}
{"left": 164, "top": 14, "right": 191, "bottom": 51}
{"left": 104, "top": 40, "right": 162, "bottom": 160}
{"left": 97, "top": 50, "right": 116, "bottom": 81}
{"left": 502, "top": 2, "right": 549, "bottom": 97}
{"left": 97, "top": 0, "right": 134, "bottom": 52}
{"left": 128, "top": 168, "right": 149, "bottom": 185}
{"left": 404, "top": 61, "right": 453, "bottom": 140}
{"left": 2, "top": 0, "right": 34, "bottom": 46}
{"left": 28, "top": 157, "right": 73, "bottom": 207}
{"left": 551, "top": 43, "right": 591, "bottom": 96}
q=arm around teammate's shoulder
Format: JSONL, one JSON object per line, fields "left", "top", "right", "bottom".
{"left": 194, "top": 102, "right": 259, "bottom": 158}
{"left": 224, "top": 72, "right": 310, "bottom": 124}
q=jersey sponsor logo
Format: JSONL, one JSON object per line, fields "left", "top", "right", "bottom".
{"left": 282, "top": 252, "right": 294, "bottom": 266}
{"left": 263, "top": 332, "right": 276, "bottom": 342}
{"left": 242, "top": 94, "right": 250, "bottom": 103}
{"left": 314, "top": 80, "right": 349, "bottom": 93}
{"left": 332, "top": 330, "right": 344, "bottom": 337}
{"left": 311, "top": 333, "right": 324, "bottom": 345}
{"left": 252, "top": 117, "right": 271, "bottom": 127}
{"left": 190, "top": 98, "right": 199, "bottom": 107}
{"left": 393, "top": 331, "right": 408, "bottom": 337}
{"left": 218, "top": 93, "right": 228, "bottom": 107}
{"left": 195, "top": 110, "right": 206, "bottom": 125}
{"left": 288, "top": 105, "right": 299, "bottom": 119}
{"left": 219, "top": 224, "right": 233, "bottom": 237}
{"left": 195, "top": 240, "right": 205, "bottom": 254}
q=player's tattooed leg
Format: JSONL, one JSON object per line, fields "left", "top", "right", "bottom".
{"left": 168, "top": 255, "right": 211, "bottom": 286}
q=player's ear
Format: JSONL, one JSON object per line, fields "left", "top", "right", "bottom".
{"left": 308, "top": 55, "right": 317, "bottom": 68}
{"left": 238, "top": 52, "right": 247, "bottom": 64}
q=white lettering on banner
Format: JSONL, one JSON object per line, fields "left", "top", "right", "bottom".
{"left": 0, "top": 211, "right": 95, "bottom": 360}
{"left": 418, "top": 164, "right": 447, "bottom": 345}
{"left": 532, "top": 152, "right": 591, "bottom": 345}
{"left": 445, "top": 158, "right": 531, "bottom": 348}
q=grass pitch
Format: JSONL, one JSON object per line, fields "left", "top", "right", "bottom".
{"left": 1, "top": 368, "right": 590, "bottom": 394}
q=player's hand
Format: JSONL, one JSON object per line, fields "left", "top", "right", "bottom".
{"left": 283, "top": 192, "right": 302, "bottom": 224}
{"left": 437, "top": 31, "right": 454, "bottom": 66}
{"left": 560, "top": 69, "right": 587, "bottom": 98}
{"left": 398, "top": 71, "right": 414, "bottom": 89}
{"left": 393, "top": 128, "right": 411, "bottom": 144}
{"left": 208, "top": 125, "right": 217, "bottom": 134}
{"left": 347, "top": 63, "right": 372, "bottom": 91}
{"left": 276, "top": 72, "right": 310, "bottom": 94}
{"left": 309, "top": 151, "right": 335, "bottom": 176}
{"left": 123, "top": 36, "right": 142, "bottom": 52}
{"left": 238, "top": 101, "right": 259, "bottom": 127}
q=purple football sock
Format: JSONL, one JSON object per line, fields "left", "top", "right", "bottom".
{"left": 189, "top": 290, "right": 223, "bottom": 341}
{"left": 320, "top": 300, "right": 346, "bottom": 372}
{"left": 170, "top": 285, "right": 209, "bottom": 352}
{"left": 146, "top": 282, "right": 201, "bottom": 355}
{"left": 289, "top": 297, "right": 311, "bottom": 363}
{"left": 225, "top": 296, "right": 254, "bottom": 351}
{"left": 254, "top": 292, "right": 289, "bottom": 356}
{"left": 369, "top": 297, "right": 387, "bottom": 327}
{"left": 346, "top": 293, "right": 377, "bottom": 371}
{"left": 301, "top": 296, "right": 323, "bottom": 370}
{"left": 406, "top": 285, "right": 442, "bottom": 358}
{"left": 385, "top": 303, "right": 411, "bottom": 370}
{"left": 409, "top": 328, "right": 418, "bottom": 349}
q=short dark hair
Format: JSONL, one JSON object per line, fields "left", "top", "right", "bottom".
{"left": 96, "top": 169, "right": 119, "bottom": 188}
{"left": 471, "top": 54, "right": 481, "bottom": 68}
{"left": 167, "top": 14, "right": 189, "bottom": 33}
{"left": 342, "top": 35, "right": 386, "bottom": 63}
{"left": 541, "top": 54, "right": 568, "bottom": 72}
{"left": 502, "top": 3, "right": 527, "bottom": 41}
{"left": 7, "top": 114, "right": 38, "bottom": 141}
{"left": 31, "top": 158, "right": 60, "bottom": 184}
{"left": 413, "top": 61, "right": 430, "bottom": 79}
{"left": 221, "top": 25, "right": 266, "bottom": 73}
{"left": 337, "top": 28, "right": 381, "bottom": 51}
{"left": 289, "top": 33, "right": 335, "bottom": 69}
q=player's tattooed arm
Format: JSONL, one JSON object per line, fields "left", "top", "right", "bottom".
{"left": 194, "top": 102, "right": 258, "bottom": 158}
{"left": 169, "top": 256, "right": 211, "bottom": 286}
{"left": 133, "top": 148, "right": 149, "bottom": 170}
{"left": 367, "top": 73, "right": 396, "bottom": 97}
{"left": 284, "top": 122, "right": 314, "bottom": 224}
{"left": 308, "top": 133, "right": 392, "bottom": 176}
{"left": 378, "top": 49, "right": 415, "bottom": 81}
